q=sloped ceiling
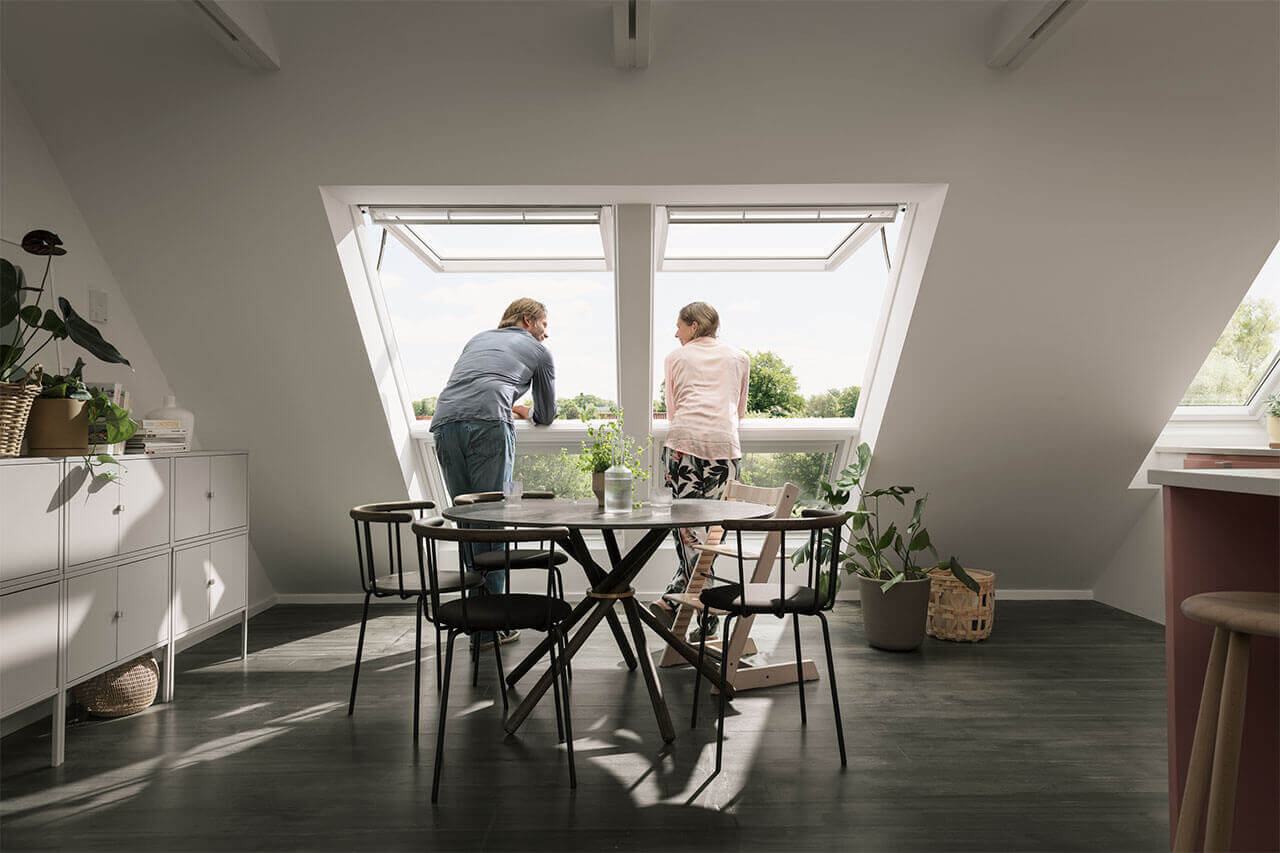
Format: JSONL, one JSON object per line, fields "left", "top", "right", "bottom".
{"left": 1, "top": 1, "right": 1275, "bottom": 592}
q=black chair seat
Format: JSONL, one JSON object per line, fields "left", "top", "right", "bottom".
{"left": 371, "top": 571, "right": 483, "bottom": 596}
{"left": 700, "top": 582, "right": 818, "bottom": 615}
{"left": 472, "top": 548, "right": 569, "bottom": 571}
{"left": 437, "top": 594, "right": 573, "bottom": 632}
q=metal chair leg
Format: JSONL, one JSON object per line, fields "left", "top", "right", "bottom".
{"left": 818, "top": 613, "right": 847, "bottom": 767}
{"left": 472, "top": 633, "right": 481, "bottom": 686}
{"left": 557, "top": 628, "right": 577, "bottom": 790}
{"left": 435, "top": 626, "right": 443, "bottom": 693}
{"left": 692, "top": 609, "right": 708, "bottom": 728}
{"left": 493, "top": 635, "right": 509, "bottom": 712}
{"left": 793, "top": 612, "right": 807, "bottom": 725}
{"left": 432, "top": 631, "right": 458, "bottom": 804}
{"left": 715, "top": 615, "right": 734, "bottom": 775}
{"left": 348, "top": 592, "right": 371, "bottom": 715}
{"left": 550, "top": 637, "right": 565, "bottom": 742}
{"left": 414, "top": 597, "right": 423, "bottom": 741}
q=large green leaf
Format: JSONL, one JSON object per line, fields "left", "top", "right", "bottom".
{"left": 945, "top": 557, "right": 981, "bottom": 594}
{"left": 58, "top": 298, "right": 130, "bottom": 366}
{"left": 910, "top": 495, "right": 927, "bottom": 531}
{"left": 0, "top": 259, "right": 21, "bottom": 326}
{"left": 37, "top": 309, "right": 66, "bottom": 336}
{"left": 908, "top": 528, "right": 932, "bottom": 552}
{"left": 876, "top": 523, "right": 896, "bottom": 551}
{"left": 19, "top": 304, "right": 42, "bottom": 327}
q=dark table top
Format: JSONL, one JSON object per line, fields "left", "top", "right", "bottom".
{"left": 441, "top": 498, "right": 773, "bottom": 531}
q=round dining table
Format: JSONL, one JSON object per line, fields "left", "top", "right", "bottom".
{"left": 442, "top": 497, "right": 773, "bottom": 743}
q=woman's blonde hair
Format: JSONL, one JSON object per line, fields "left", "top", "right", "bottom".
{"left": 498, "top": 297, "right": 547, "bottom": 329}
{"left": 678, "top": 301, "right": 719, "bottom": 339}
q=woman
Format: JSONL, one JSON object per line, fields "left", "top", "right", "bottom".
{"left": 649, "top": 301, "right": 750, "bottom": 640}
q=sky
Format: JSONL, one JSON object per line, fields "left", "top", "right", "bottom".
{"left": 375, "top": 213, "right": 901, "bottom": 405}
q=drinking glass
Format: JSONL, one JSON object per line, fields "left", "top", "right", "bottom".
{"left": 503, "top": 480, "right": 524, "bottom": 503}
{"left": 650, "top": 486, "right": 673, "bottom": 514}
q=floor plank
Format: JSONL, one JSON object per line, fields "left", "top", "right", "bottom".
{"left": 1, "top": 601, "right": 1168, "bottom": 851}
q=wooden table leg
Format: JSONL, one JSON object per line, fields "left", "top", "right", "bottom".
{"left": 505, "top": 596, "right": 613, "bottom": 734}
{"left": 621, "top": 595, "right": 675, "bottom": 742}
{"left": 633, "top": 600, "right": 736, "bottom": 699}
{"left": 565, "top": 528, "right": 638, "bottom": 671}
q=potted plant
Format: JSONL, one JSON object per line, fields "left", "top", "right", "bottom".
{"left": 1, "top": 229, "right": 132, "bottom": 459}
{"left": 795, "top": 442, "right": 978, "bottom": 651}
{"left": 26, "top": 358, "right": 137, "bottom": 475}
{"left": 1265, "top": 393, "right": 1280, "bottom": 448}
{"left": 562, "top": 411, "right": 651, "bottom": 507}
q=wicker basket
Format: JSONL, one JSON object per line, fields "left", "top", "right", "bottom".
{"left": 926, "top": 568, "right": 996, "bottom": 642}
{"left": 0, "top": 366, "right": 42, "bottom": 457}
{"left": 72, "top": 655, "right": 159, "bottom": 718}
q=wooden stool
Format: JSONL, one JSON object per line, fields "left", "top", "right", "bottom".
{"left": 1172, "top": 591, "right": 1280, "bottom": 852}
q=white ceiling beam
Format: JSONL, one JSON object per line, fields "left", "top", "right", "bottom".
{"left": 186, "top": 1, "right": 281, "bottom": 71}
{"left": 613, "top": 0, "right": 653, "bottom": 70}
{"left": 986, "top": 1, "right": 1085, "bottom": 71}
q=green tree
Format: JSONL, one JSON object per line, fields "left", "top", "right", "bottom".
{"left": 746, "top": 350, "right": 805, "bottom": 417}
{"left": 412, "top": 396, "right": 437, "bottom": 419}
{"left": 556, "top": 392, "right": 616, "bottom": 420}
{"left": 804, "top": 385, "right": 860, "bottom": 418}
{"left": 738, "top": 451, "right": 835, "bottom": 507}
{"left": 1183, "top": 296, "right": 1280, "bottom": 405}
{"left": 653, "top": 381, "right": 666, "bottom": 414}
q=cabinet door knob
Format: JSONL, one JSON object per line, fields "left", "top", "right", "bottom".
{"left": 115, "top": 505, "right": 124, "bottom": 514}
{"left": 206, "top": 491, "right": 215, "bottom": 499}
{"left": 207, "top": 579, "right": 215, "bottom": 587}
{"left": 113, "top": 611, "right": 122, "bottom": 620}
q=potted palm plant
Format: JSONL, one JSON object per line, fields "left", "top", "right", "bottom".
{"left": 795, "top": 442, "right": 978, "bottom": 651}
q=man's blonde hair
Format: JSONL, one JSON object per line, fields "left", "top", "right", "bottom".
{"left": 498, "top": 297, "right": 548, "bottom": 330}
{"left": 678, "top": 301, "right": 720, "bottom": 339}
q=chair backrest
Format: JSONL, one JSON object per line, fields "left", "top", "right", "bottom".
{"left": 411, "top": 519, "right": 571, "bottom": 630}
{"left": 721, "top": 480, "right": 790, "bottom": 508}
{"left": 452, "top": 491, "right": 555, "bottom": 506}
{"left": 349, "top": 501, "right": 437, "bottom": 598}
{"left": 719, "top": 480, "right": 801, "bottom": 584}
{"left": 721, "top": 509, "right": 851, "bottom": 612}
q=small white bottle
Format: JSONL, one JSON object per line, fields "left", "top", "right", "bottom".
{"left": 603, "top": 463, "right": 633, "bottom": 513}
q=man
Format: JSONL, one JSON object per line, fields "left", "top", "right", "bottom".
{"left": 431, "top": 297, "right": 556, "bottom": 647}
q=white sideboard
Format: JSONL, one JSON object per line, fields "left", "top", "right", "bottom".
{"left": 0, "top": 450, "right": 250, "bottom": 766}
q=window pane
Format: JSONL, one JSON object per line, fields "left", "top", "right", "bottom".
{"left": 512, "top": 453, "right": 594, "bottom": 500}
{"left": 407, "top": 223, "right": 605, "bottom": 261}
{"left": 1180, "top": 241, "right": 1280, "bottom": 406}
{"left": 654, "top": 223, "right": 891, "bottom": 418}
{"left": 737, "top": 451, "right": 835, "bottom": 507}
{"left": 664, "top": 222, "right": 856, "bottom": 260}
{"left": 375, "top": 229, "right": 618, "bottom": 419}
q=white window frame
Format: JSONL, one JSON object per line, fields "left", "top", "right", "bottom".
{"left": 327, "top": 184, "right": 946, "bottom": 514}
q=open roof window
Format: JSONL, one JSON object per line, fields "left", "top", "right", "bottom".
{"left": 368, "top": 206, "right": 614, "bottom": 272}
{"left": 657, "top": 204, "right": 900, "bottom": 271}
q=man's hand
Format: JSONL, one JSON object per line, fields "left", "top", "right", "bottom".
{"left": 512, "top": 404, "right": 532, "bottom": 420}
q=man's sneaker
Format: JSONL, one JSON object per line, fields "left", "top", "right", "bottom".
{"left": 478, "top": 629, "right": 520, "bottom": 650}
{"left": 687, "top": 624, "right": 719, "bottom": 644}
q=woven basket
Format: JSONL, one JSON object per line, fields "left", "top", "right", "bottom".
{"left": 926, "top": 568, "right": 996, "bottom": 642}
{"left": 72, "top": 655, "right": 159, "bottom": 718}
{"left": 0, "top": 366, "right": 42, "bottom": 458}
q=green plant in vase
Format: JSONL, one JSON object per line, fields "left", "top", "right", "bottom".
{"left": 561, "top": 411, "right": 651, "bottom": 507}
{"left": 36, "top": 358, "right": 138, "bottom": 480}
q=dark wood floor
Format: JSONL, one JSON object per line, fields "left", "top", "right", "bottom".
{"left": 1, "top": 601, "right": 1168, "bottom": 852}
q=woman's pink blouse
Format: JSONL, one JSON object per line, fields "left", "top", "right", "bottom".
{"left": 663, "top": 337, "right": 750, "bottom": 461}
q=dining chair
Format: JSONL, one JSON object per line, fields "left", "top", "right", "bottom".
{"left": 412, "top": 517, "right": 577, "bottom": 802}
{"left": 347, "top": 501, "right": 484, "bottom": 740}
{"left": 691, "top": 508, "right": 851, "bottom": 776}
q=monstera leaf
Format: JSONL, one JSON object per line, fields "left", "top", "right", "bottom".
{"left": 1, "top": 259, "right": 22, "bottom": 327}
{"left": 58, "top": 298, "right": 130, "bottom": 367}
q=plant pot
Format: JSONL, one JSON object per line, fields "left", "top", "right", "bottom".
{"left": 857, "top": 573, "right": 932, "bottom": 651}
{"left": 25, "top": 398, "right": 90, "bottom": 456}
{"left": 1268, "top": 416, "right": 1280, "bottom": 448}
{"left": 927, "top": 567, "right": 996, "bottom": 642}
{"left": 592, "top": 471, "right": 606, "bottom": 507}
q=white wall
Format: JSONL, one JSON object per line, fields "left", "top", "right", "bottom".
{"left": 1093, "top": 490, "right": 1165, "bottom": 624}
{"left": 1, "top": 71, "right": 276, "bottom": 611}
{"left": 1, "top": 1, "right": 1275, "bottom": 597}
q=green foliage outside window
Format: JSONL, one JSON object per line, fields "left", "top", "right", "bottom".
{"left": 746, "top": 350, "right": 806, "bottom": 416}
{"left": 1182, "top": 297, "right": 1280, "bottom": 405}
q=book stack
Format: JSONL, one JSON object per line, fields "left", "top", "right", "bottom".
{"left": 125, "top": 419, "right": 190, "bottom": 455}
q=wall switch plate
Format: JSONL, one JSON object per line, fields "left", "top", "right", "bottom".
{"left": 89, "top": 289, "right": 108, "bottom": 323}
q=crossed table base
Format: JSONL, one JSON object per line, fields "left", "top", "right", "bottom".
{"left": 442, "top": 499, "right": 773, "bottom": 743}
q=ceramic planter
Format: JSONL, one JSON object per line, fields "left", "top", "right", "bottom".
{"left": 1267, "top": 415, "right": 1280, "bottom": 447}
{"left": 592, "top": 471, "right": 606, "bottom": 507}
{"left": 25, "top": 398, "right": 90, "bottom": 456}
{"left": 857, "top": 573, "right": 932, "bottom": 651}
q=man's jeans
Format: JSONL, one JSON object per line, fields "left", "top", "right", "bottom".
{"left": 433, "top": 420, "right": 515, "bottom": 643}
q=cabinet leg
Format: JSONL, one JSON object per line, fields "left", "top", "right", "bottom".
{"left": 165, "top": 640, "right": 176, "bottom": 701}
{"left": 240, "top": 610, "right": 248, "bottom": 661}
{"left": 52, "top": 690, "right": 66, "bottom": 767}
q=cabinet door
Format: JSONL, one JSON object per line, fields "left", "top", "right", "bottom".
{"left": 209, "top": 535, "right": 247, "bottom": 620}
{"left": 173, "top": 544, "right": 210, "bottom": 635}
{"left": 66, "top": 466, "right": 120, "bottom": 566}
{"left": 117, "top": 554, "right": 170, "bottom": 659}
{"left": 209, "top": 455, "right": 248, "bottom": 534}
{"left": 0, "top": 582, "right": 60, "bottom": 716}
{"left": 120, "top": 457, "right": 171, "bottom": 555}
{"left": 173, "top": 457, "right": 211, "bottom": 541}
{"left": 0, "top": 463, "right": 62, "bottom": 584}
{"left": 66, "top": 567, "right": 119, "bottom": 681}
